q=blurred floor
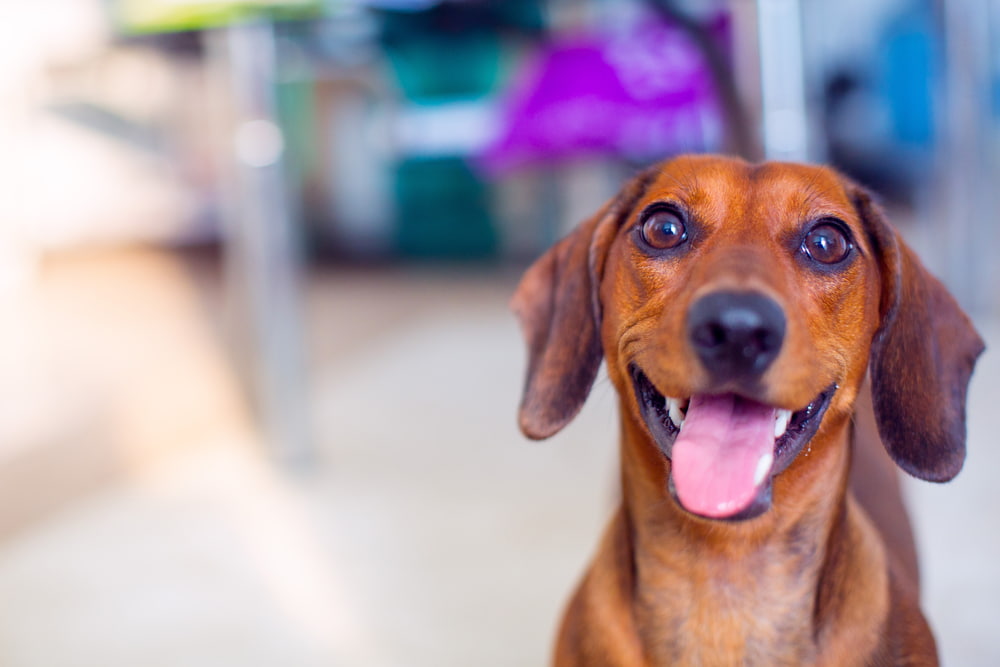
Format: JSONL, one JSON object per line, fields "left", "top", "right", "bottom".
{"left": 0, "top": 249, "right": 996, "bottom": 666}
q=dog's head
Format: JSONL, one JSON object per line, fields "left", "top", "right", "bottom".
{"left": 513, "top": 155, "right": 983, "bottom": 521}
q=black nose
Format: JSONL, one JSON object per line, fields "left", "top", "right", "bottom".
{"left": 687, "top": 291, "right": 786, "bottom": 380}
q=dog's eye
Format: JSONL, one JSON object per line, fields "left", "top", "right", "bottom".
{"left": 640, "top": 209, "right": 687, "bottom": 250}
{"left": 802, "top": 222, "right": 851, "bottom": 264}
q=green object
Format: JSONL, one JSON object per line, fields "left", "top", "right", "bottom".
{"left": 379, "top": 6, "right": 503, "bottom": 259}
{"left": 113, "top": 0, "right": 321, "bottom": 34}
{"left": 395, "top": 158, "right": 496, "bottom": 259}
{"left": 382, "top": 27, "right": 501, "bottom": 102}
{"left": 275, "top": 76, "right": 318, "bottom": 179}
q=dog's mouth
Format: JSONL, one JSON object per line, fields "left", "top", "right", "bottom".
{"left": 630, "top": 366, "right": 835, "bottom": 522}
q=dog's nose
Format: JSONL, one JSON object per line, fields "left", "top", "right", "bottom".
{"left": 687, "top": 291, "right": 785, "bottom": 380}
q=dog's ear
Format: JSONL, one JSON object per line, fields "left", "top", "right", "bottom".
{"left": 852, "top": 186, "right": 984, "bottom": 481}
{"left": 512, "top": 172, "right": 652, "bottom": 440}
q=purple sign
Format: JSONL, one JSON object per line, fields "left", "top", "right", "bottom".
{"left": 479, "top": 16, "right": 725, "bottom": 173}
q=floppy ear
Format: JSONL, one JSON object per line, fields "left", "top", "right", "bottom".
{"left": 512, "top": 171, "right": 652, "bottom": 440}
{"left": 853, "top": 187, "right": 985, "bottom": 481}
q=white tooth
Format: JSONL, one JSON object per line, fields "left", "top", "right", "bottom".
{"left": 754, "top": 451, "right": 774, "bottom": 486}
{"left": 774, "top": 409, "right": 792, "bottom": 438}
{"left": 667, "top": 397, "right": 685, "bottom": 429}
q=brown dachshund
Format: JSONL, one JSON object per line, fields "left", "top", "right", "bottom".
{"left": 512, "top": 155, "right": 983, "bottom": 666}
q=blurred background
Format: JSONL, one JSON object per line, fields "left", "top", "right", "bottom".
{"left": 0, "top": 0, "right": 997, "bottom": 665}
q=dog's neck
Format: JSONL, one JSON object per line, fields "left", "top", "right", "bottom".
{"left": 616, "top": 408, "right": 889, "bottom": 666}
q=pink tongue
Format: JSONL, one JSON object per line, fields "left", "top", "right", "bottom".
{"left": 671, "top": 394, "right": 776, "bottom": 518}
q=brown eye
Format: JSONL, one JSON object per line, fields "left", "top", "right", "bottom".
{"left": 802, "top": 222, "right": 852, "bottom": 264}
{"left": 640, "top": 209, "right": 687, "bottom": 250}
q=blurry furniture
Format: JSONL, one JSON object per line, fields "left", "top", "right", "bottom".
{"left": 115, "top": 0, "right": 317, "bottom": 462}
{"left": 208, "top": 22, "right": 311, "bottom": 464}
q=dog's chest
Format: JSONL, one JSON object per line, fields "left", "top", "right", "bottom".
{"left": 636, "top": 556, "right": 819, "bottom": 666}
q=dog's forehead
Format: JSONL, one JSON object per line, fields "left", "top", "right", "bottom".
{"left": 641, "top": 157, "right": 855, "bottom": 227}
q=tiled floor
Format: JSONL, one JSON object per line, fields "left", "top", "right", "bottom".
{"left": 0, "top": 251, "right": 996, "bottom": 666}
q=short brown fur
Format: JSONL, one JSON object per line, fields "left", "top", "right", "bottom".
{"left": 512, "top": 156, "right": 984, "bottom": 666}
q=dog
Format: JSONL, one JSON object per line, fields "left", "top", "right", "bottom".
{"left": 512, "top": 155, "right": 983, "bottom": 666}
